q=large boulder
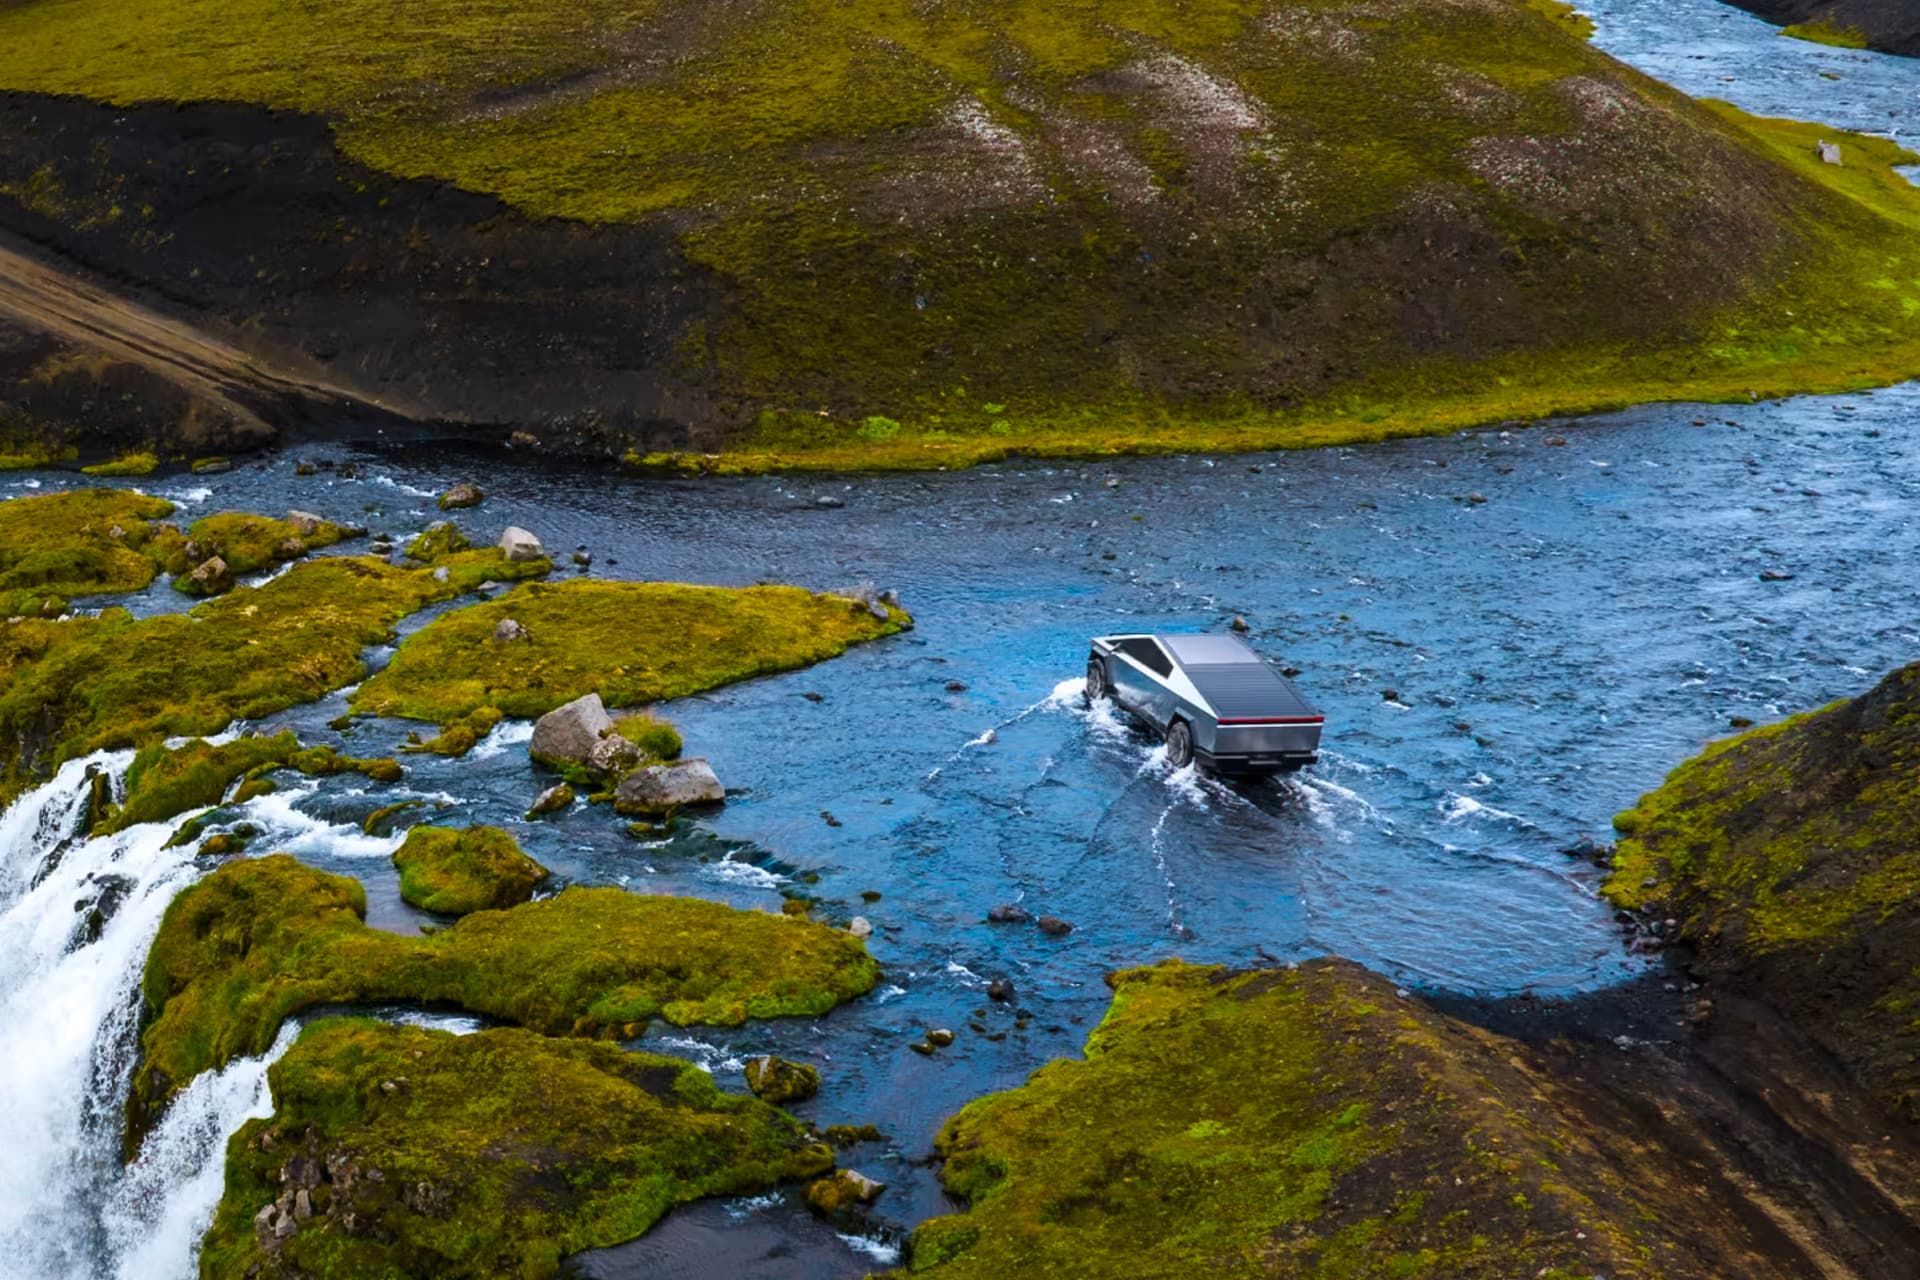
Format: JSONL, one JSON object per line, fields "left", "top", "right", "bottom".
{"left": 529, "top": 693, "right": 613, "bottom": 767}
{"left": 614, "top": 760, "right": 725, "bottom": 815}
{"left": 586, "top": 734, "right": 643, "bottom": 777}
{"left": 499, "top": 527, "right": 544, "bottom": 563}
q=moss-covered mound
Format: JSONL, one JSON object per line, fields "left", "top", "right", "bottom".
{"left": 97, "top": 730, "right": 401, "bottom": 835}
{"left": 0, "top": 487, "right": 175, "bottom": 616}
{"left": 130, "top": 855, "right": 880, "bottom": 1139}
{"left": 392, "top": 823, "right": 549, "bottom": 915}
{"left": 351, "top": 580, "right": 908, "bottom": 730}
{"left": 911, "top": 958, "right": 1813, "bottom": 1278}
{"left": 1605, "top": 661, "right": 1920, "bottom": 1120}
{"left": 4, "top": 2, "right": 1920, "bottom": 465}
{"left": 153, "top": 511, "right": 350, "bottom": 596}
{"left": 0, "top": 550, "right": 545, "bottom": 804}
{"left": 199, "top": 1019, "right": 835, "bottom": 1280}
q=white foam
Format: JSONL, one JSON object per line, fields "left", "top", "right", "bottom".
{"left": 701, "top": 856, "right": 785, "bottom": 890}
{"left": 1438, "top": 792, "right": 1530, "bottom": 827}
{"left": 653, "top": 1036, "right": 745, "bottom": 1075}
{"left": 837, "top": 1233, "right": 902, "bottom": 1266}
{"left": 370, "top": 475, "right": 437, "bottom": 499}
{"left": 469, "top": 718, "right": 534, "bottom": 760}
{"left": 163, "top": 486, "right": 213, "bottom": 504}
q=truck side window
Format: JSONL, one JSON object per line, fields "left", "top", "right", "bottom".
{"left": 1119, "top": 638, "right": 1173, "bottom": 678}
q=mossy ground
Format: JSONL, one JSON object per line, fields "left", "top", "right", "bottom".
{"left": 391, "top": 823, "right": 548, "bottom": 915}
{"left": 156, "top": 511, "right": 350, "bottom": 595}
{"left": 0, "top": 487, "right": 175, "bottom": 616}
{"left": 80, "top": 450, "right": 160, "bottom": 476}
{"left": 131, "top": 855, "right": 880, "bottom": 1136}
{"left": 350, "top": 579, "right": 909, "bottom": 731}
{"left": 1604, "top": 661, "right": 1920, "bottom": 1118}
{"left": 97, "top": 730, "right": 401, "bottom": 836}
{"left": 2, "top": 2, "right": 1919, "bottom": 464}
{"left": 909, "top": 959, "right": 1772, "bottom": 1278}
{"left": 198, "top": 1019, "right": 834, "bottom": 1280}
{"left": 0, "top": 549, "right": 543, "bottom": 805}
{"left": 1781, "top": 17, "right": 1871, "bottom": 48}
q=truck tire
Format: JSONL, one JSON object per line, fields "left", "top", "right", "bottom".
{"left": 1085, "top": 656, "right": 1109, "bottom": 701}
{"left": 1166, "top": 719, "right": 1195, "bottom": 769}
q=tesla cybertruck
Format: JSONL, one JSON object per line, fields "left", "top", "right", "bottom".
{"left": 1086, "top": 633, "right": 1322, "bottom": 773}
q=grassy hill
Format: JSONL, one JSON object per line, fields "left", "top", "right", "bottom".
{"left": 2, "top": 0, "right": 1919, "bottom": 467}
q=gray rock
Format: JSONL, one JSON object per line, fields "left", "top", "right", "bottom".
{"left": 614, "top": 759, "right": 725, "bottom": 815}
{"left": 526, "top": 783, "right": 575, "bottom": 818}
{"left": 925, "top": 1027, "right": 956, "bottom": 1047}
{"left": 831, "top": 583, "right": 890, "bottom": 620}
{"left": 439, "top": 483, "right": 485, "bottom": 510}
{"left": 492, "top": 617, "right": 530, "bottom": 643}
{"left": 1817, "top": 139, "right": 1842, "bottom": 165}
{"left": 988, "top": 978, "right": 1015, "bottom": 1001}
{"left": 586, "top": 733, "right": 643, "bottom": 778}
{"left": 848, "top": 915, "right": 873, "bottom": 938}
{"left": 500, "top": 526, "right": 544, "bottom": 562}
{"left": 530, "top": 693, "right": 613, "bottom": 766}
{"left": 285, "top": 510, "right": 326, "bottom": 536}
{"left": 189, "top": 556, "right": 232, "bottom": 594}
{"left": 1037, "top": 915, "right": 1074, "bottom": 936}
{"left": 987, "top": 903, "right": 1032, "bottom": 924}
{"left": 1759, "top": 568, "right": 1795, "bottom": 582}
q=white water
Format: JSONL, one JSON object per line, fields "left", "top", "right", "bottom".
{"left": 0, "top": 756, "right": 392, "bottom": 1279}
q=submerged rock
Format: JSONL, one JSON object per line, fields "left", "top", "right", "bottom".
{"left": 438, "top": 482, "right": 485, "bottom": 510}
{"left": 199, "top": 1021, "right": 833, "bottom": 1279}
{"left": 986, "top": 904, "right": 1032, "bottom": 925}
{"left": 526, "top": 783, "right": 574, "bottom": 819}
{"left": 804, "top": 1168, "right": 884, "bottom": 1219}
{"left": 613, "top": 759, "right": 725, "bottom": 816}
{"left": 743, "top": 1054, "right": 820, "bottom": 1104}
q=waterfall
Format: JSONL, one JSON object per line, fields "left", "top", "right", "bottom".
{"left": 0, "top": 755, "right": 376, "bottom": 1279}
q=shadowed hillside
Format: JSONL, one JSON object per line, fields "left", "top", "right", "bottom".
{"left": 2, "top": 0, "right": 1920, "bottom": 467}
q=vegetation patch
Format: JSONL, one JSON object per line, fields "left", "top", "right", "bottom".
{"left": 0, "top": 487, "right": 174, "bottom": 616}
{"left": 80, "top": 451, "right": 160, "bottom": 476}
{"left": 153, "top": 511, "right": 351, "bottom": 595}
{"left": 130, "top": 855, "right": 880, "bottom": 1142}
{"left": 4, "top": 2, "right": 1920, "bottom": 462}
{"left": 0, "top": 550, "right": 543, "bottom": 805}
{"left": 392, "top": 823, "right": 549, "bottom": 915}
{"left": 351, "top": 580, "right": 908, "bottom": 730}
{"left": 910, "top": 957, "right": 1763, "bottom": 1278}
{"left": 96, "top": 729, "right": 402, "bottom": 835}
{"left": 1780, "top": 17, "right": 1871, "bottom": 49}
{"left": 1605, "top": 661, "right": 1920, "bottom": 1118}
{"left": 199, "top": 1019, "right": 834, "bottom": 1279}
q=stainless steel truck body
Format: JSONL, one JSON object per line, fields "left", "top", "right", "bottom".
{"left": 1087, "top": 633, "right": 1322, "bottom": 773}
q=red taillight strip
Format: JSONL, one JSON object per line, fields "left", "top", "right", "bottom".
{"left": 1216, "top": 716, "right": 1324, "bottom": 726}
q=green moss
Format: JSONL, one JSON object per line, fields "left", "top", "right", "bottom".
{"left": 351, "top": 579, "right": 908, "bottom": 730}
{"left": 613, "top": 712, "right": 683, "bottom": 761}
{"left": 908, "top": 959, "right": 1725, "bottom": 1277}
{"left": 1603, "top": 662, "right": 1920, "bottom": 1117}
{"left": 156, "top": 511, "right": 351, "bottom": 596}
{"left": 0, "top": 551, "right": 537, "bottom": 805}
{"left": 405, "top": 521, "right": 471, "bottom": 562}
{"left": 7, "top": 1, "right": 1920, "bottom": 466}
{"left": 0, "top": 488, "right": 175, "bottom": 616}
{"left": 198, "top": 1019, "right": 835, "bottom": 1280}
{"left": 1780, "top": 17, "right": 1870, "bottom": 49}
{"left": 392, "top": 824, "right": 548, "bottom": 915}
{"left": 97, "top": 730, "right": 404, "bottom": 835}
{"left": 129, "top": 855, "right": 881, "bottom": 1137}
{"left": 80, "top": 451, "right": 160, "bottom": 476}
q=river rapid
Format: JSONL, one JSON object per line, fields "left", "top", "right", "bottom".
{"left": 2, "top": 1, "right": 1919, "bottom": 1275}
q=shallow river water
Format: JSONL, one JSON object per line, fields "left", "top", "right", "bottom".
{"left": 2, "top": 2, "right": 1920, "bottom": 1276}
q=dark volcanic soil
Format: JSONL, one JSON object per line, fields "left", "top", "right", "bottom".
{"left": 1723, "top": 0, "right": 1920, "bottom": 55}
{"left": 0, "top": 94, "right": 726, "bottom": 459}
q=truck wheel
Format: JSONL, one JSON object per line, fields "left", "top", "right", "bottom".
{"left": 1085, "top": 656, "right": 1109, "bottom": 701}
{"left": 1166, "top": 719, "right": 1195, "bottom": 769}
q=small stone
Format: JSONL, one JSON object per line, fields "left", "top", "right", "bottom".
{"left": 1758, "top": 569, "right": 1794, "bottom": 582}
{"left": 816, "top": 495, "right": 846, "bottom": 508}
{"left": 439, "top": 483, "right": 484, "bottom": 510}
{"left": 802, "top": 691, "right": 824, "bottom": 702}
{"left": 572, "top": 550, "right": 593, "bottom": 567}
{"left": 1103, "top": 476, "right": 1121, "bottom": 488}
{"left": 285, "top": 510, "right": 326, "bottom": 536}
{"left": 860, "top": 889, "right": 882, "bottom": 902}
{"left": 925, "top": 1028, "right": 956, "bottom": 1047}
{"left": 499, "top": 526, "right": 544, "bottom": 562}
{"left": 509, "top": 430, "right": 541, "bottom": 449}
{"left": 586, "top": 734, "right": 643, "bottom": 778}
{"left": 492, "top": 617, "right": 530, "bottom": 643}
{"left": 526, "top": 784, "right": 575, "bottom": 819}
{"left": 1544, "top": 435, "right": 1568, "bottom": 446}
{"left": 1466, "top": 492, "right": 1487, "bottom": 504}
{"left": 848, "top": 916, "right": 873, "bottom": 938}
{"left": 1381, "top": 688, "right": 1400, "bottom": 702}
{"left": 987, "top": 904, "right": 1033, "bottom": 925}
{"left": 804, "top": 1169, "right": 884, "bottom": 1217}
{"left": 294, "top": 461, "right": 317, "bottom": 476}
{"left": 988, "top": 978, "right": 1015, "bottom": 1002}
{"left": 1816, "top": 139, "right": 1842, "bottom": 165}
{"left": 1037, "top": 915, "right": 1073, "bottom": 936}
{"left": 1230, "top": 615, "right": 1249, "bottom": 633}
{"left": 908, "top": 1041, "right": 934, "bottom": 1056}
{"left": 945, "top": 679, "right": 969, "bottom": 692}
{"left": 189, "top": 555, "right": 232, "bottom": 594}
{"left": 1730, "top": 716, "right": 1754, "bottom": 728}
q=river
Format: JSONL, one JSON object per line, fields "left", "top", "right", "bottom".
{"left": 2, "top": 1, "right": 1919, "bottom": 1275}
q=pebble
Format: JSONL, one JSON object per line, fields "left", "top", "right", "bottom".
{"left": 1037, "top": 915, "right": 1074, "bottom": 937}
{"left": 848, "top": 916, "right": 872, "bottom": 939}
{"left": 925, "top": 1028, "right": 956, "bottom": 1047}
{"left": 987, "top": 904, "right": 1032, "bottom": 924}
{"left": 988, "top": 978, "right": 1015, "bottom": 1002}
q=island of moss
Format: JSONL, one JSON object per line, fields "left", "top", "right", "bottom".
{"left": 350, "top": 579, "right": 908, "bottom": 742}
{"left": 0, "top": 487, "right": 175, "bottom": 617}
{"left": 96, "top": 730, "right": 402, "bottom": 836}
{"left": 198, "top": 1019, "right": 835, "bottom": 1280}
{"left": 0, "top": 547, "right": 546, "bottom": 805}
{"left": 392, "top": 823, "right": 548, "bottom": 915}
{"left": 907, "top": 957, "right": 1833, "bottom": 1279}
{"left": 129, "top": 855, "right": 880, "bottom": 1142}
{"left": 1605, "top": 660, "right": 1920, "bottom": 1120}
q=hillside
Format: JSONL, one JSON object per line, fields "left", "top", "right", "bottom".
{"left": 1730, "top": 0, "right": 1920, "bottom": 56}
{"left": 1607, "top": 662, "right": 1920, "bottom": 1121}
{"left": 2, "top": 0, "right": 1920, "bottom": 467}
